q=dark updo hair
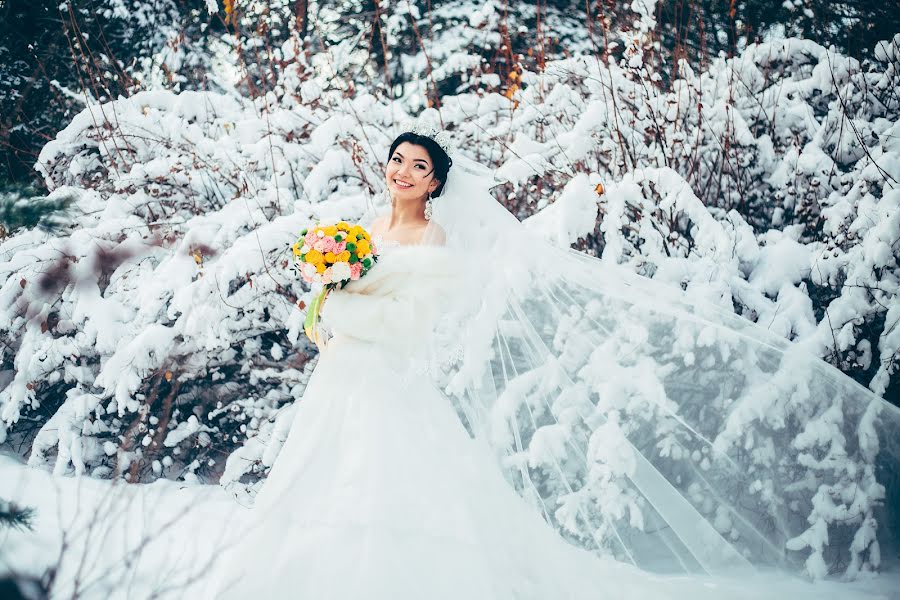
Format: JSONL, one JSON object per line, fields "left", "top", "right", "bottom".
{"left": 387, "top": 132, "right": 453, "bottom": 197}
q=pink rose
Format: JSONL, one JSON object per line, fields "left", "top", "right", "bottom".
{"left": 304, "top": 232, "right": 317, "bottom": 245}
{"left": 350, "top": 262, "right": 362, "bottom": 280}
{"left": 335, "top": 241, "right": 347, "bottom": 253}
{"left": 313, "top": 240, "right": 328, "bottom": 252}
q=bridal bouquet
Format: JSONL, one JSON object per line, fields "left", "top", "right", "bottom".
{"left": 292, "top": 222, "right": 378, "bottom": 346}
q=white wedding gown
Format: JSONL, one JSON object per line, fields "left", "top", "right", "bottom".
{"left": 207, "top": 243, "right": 878, "bottom": 600}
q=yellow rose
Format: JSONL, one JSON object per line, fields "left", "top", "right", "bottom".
{"left": 356, "top": 240, "right": 370, "bottom": 256}
{"left": 337, "top": 250, "right": 351, "bottom": 262}
{"left": 349, "top": 225, "right": 362, "bottom": 237}
{"left": 315, "top": 262, "right": 326, "bottom": 274}
{"left": 291, "top": 243, "right": 301, "bottom": 256}
{"left": 337, "top": 221, "right": 350, "bottom": 231}
{"left": 323, "top": 225, "right": 338, "bottom": 237}
{"left": 305, "top": 249, "right": 325, "bottom": 264}
{"left": 324, "top": 251, "right": 337, "bottom": 263}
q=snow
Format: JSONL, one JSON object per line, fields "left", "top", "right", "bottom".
{"left": 1, "top": 3, "right": 899, "bottom": 590}
{"left": 748, "top": 228, "right": 812, "bottom": 297}
{"left": 3, "top": 450, "right": 895, "bottom": 598}
{"left": 524, "top": 174, "right": 599, "bottom": 247}
{"left": 0, "top": 453, "right": 244, "bottom": 599}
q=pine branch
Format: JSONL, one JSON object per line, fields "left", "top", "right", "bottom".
{"left": 0, "top": 498, "right": 36, "bottom": 532}
{"left": 0, "top": 185, "right": 78, "bottom": 237}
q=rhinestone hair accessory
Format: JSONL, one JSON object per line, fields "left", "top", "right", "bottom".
{"left": 402, "top": 121, "right": 456, "bottom": 157}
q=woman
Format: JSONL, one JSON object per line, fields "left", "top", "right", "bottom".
{"left": 367, "top": 131, "right": 448, "bottom": 246}
{"left": 208, "top": 126, "right": 898, "bottom": 599}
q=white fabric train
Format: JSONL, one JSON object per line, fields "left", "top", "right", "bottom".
{"left": 206, "top": 153, "right": 899, "bottom": 598}
{"left": 208, "top": 242, "right": 883, "bottom": 599}
{"left": 414, "top": 153, "right": 900, "bottom": 580}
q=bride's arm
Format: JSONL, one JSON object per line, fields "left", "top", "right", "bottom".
{"left": 368, "top": 215, "right": 388, "bottom": 238}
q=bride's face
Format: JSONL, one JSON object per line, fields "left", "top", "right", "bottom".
{"left": 385, "top": 142, "right": 440, "bottom": 203}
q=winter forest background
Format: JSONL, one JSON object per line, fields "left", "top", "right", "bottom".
{"left": 1, "top": 0, "right": 899, "bottom": 597}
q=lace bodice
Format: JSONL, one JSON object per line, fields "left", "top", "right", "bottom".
{"left": 371, "top": 235, "right": 401, "bottom": 252}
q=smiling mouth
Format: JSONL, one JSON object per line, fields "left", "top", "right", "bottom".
{"left": 393, "top": 179, "right": 413, "bottom": 188}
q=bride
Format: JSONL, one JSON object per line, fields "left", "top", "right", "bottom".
{"left": 207, "top": 125, "right": 899, "bottom": 599}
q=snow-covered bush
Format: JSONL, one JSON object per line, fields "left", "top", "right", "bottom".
{"left": 431, "top": 31, "right": 900, "bottom": 399}
{"left": 0, "top": 88, "right": 337, "bottom": 488}
{"left": 1, "top": 3, "right": 898, "bottom": 578}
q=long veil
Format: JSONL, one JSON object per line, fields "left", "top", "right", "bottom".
{"left": 418, "top": 154, "right": 900, "bottom": 579}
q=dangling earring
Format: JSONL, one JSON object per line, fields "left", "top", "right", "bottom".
{"left": 424, "top": 192, "right": 433, "bottom": 221}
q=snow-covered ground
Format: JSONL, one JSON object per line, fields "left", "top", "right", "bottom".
{"left": 0, "top": 453, "right": 246, "bottom": 599}
{"left": 1, "top": 1, "right": 899, "bottom": 592}
{"left": 2, "top": 452, "right": 898, "bottom": 599}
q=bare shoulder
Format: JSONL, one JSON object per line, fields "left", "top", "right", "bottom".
{"left": 369, "top": 215, "right": 388, "bottom": 235}
{"left": 422, "top": 223, "right": 446, "bottom": 246}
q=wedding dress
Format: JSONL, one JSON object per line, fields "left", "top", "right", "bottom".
{"left": 207, "top": 151, "right": 899, "bottom": 598}
{"left": 207, "top": 242, "right": 863, "bottom": 599}
{"left": 212, "top": 243, "right": 630, "bottom": 599}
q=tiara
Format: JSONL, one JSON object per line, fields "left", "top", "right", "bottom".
{"left": 402, "top": 121, "right": 456, "bottom": 156}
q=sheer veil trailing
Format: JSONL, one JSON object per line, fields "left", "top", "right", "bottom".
{"left": 415, "top": 152, "right": 900, "bottom": 579}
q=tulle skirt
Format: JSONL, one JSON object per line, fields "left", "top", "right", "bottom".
{"left": 207, "top": 335, "right": 872, "bottom": 600}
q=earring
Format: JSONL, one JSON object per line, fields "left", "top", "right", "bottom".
{"left": 424, "top": 193, "right": 433, "bottom": 221}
